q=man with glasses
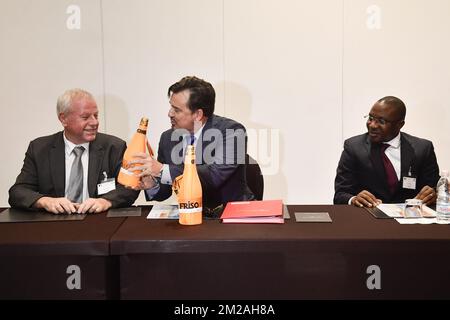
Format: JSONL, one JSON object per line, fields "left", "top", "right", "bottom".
{"left": 334, "top": 96, "right": 440, "bottom": 207}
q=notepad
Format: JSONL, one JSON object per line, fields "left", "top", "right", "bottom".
{"left": 107, "top": 207, "right": 142, "bottom": 217}
{"left": 294, "top": 212, "right": 332, "bottom": 223}
{"left": 0, "top": 208, "right": 86, "bottom": 223}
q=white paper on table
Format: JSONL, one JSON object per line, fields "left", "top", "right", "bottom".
{"left": 395, "top": 218, "right": 450, "bottom": 224}
{"left": 376, "top": 204, "right": 405, "bottom": 218}
{"left": 377, "top": 203, "right": 437, "bottom": 218}
{"left": 146, "top": 204, "right": 179, "bottom": 219}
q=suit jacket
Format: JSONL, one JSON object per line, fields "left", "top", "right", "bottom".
{"left": 334, "top": 132, "right": 440, "bottom": 204}
{"left": 148, "top": 114, "right": 255, "bottom": 208}
{"left": 9, "top": 131, "right": 139, "bottom": 209}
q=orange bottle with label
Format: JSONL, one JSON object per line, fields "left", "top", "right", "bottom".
{"left": 118, "top": 117, "right": 154, "bottom": 188}
{"left": 173, "top": 145, "right": 203, "bottom": 225}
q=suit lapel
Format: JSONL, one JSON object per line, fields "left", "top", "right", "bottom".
{"left": 49, "top": 132, "right": 66, "bottom": 197}
{"left": 367, "top": 135, "right": 392, "bottom": 199}
{"left": 197, "top": 116, "right": 214, "bottom": 163}
{"left": 367, "top": 137, "right": 385, "bottom": 182}
{"left": 88, "top": 138, "right": 105, "bottom": 197}
{"left": 400, "top": 133, "right": 415, "bottom": 178}
{"left": 166, "top": 130, "right": 183, "bottom": 164}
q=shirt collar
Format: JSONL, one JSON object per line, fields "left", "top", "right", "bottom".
{"left": 184, "top": 122, "right": 206, "bottom": 142}
{"left": 63, "top": 132, "right": 90, "bottom": 156}
{"left": 193, "top": 122, "right": 205, "bottom": 141}
{"left": 384, "top": 132, "right": 401, "bottom": 149}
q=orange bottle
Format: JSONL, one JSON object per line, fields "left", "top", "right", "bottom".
{"left": 118, "top": 117, "right": 154, "bottom": 188}
{"left": 173, "top": 145, "right": 203, "bottom": 225}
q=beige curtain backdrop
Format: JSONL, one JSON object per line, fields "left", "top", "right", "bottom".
{"left": 1, "top": 0, "right": 449, "bottom": 206}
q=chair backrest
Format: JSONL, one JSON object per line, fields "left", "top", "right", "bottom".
{"left": 246, "top": 154, "right": 264, "bottom": 200}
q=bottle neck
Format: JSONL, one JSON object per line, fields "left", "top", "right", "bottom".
{"left": 137, "top": 125, "right": 147, "bottom": 134}
{"left": 184, "top": 145, "right": 196, "bottom": 166}
{"left": 184, "top": 154, "right": 196, "bottom": 166}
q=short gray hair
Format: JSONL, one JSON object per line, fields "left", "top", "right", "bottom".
{"left": 56, "top": 88, "right": 95, "bottom": 115}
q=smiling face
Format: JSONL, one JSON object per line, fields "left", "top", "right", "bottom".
{"left": 58, "top": 96, "right": 99, "bottom": 144}
{"left": 366, "top": 101, "right": 405, "bottom": 143}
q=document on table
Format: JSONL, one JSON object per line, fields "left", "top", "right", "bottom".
{"left": 373, "top": 203, "right": 447, "bottom": 224}
{"left": 147, "top": 204, "right": 179, "bottom": 219}
{"left": 396, "top": 218, "right": 450, "bottom": 224}
{"left": 377, "top": 203, "right": 436, "bottom": 218}
{"left": 376, "top": 204, "right": 404, "bottom": 218}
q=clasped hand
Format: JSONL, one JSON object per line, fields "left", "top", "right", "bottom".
{"left": 35, "top": 197, "right": 112, "bottom": 214}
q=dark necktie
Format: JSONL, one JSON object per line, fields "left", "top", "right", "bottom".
{"left": 67, "top": 146, "right": 85, "bottom": 203}
{"left": 381, "top": 144, "right": 398, "bottom": 194}
{"left": 190, "top": 134, "right": 195, "bottom": 145}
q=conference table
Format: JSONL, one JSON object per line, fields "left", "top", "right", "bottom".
{"left": 1, "top": 205, "right": 450, "bottom": 299}
{"left": 112, "top": 205, "right": 450, "bottom": 299}
{"left": 0, "top": 208, "right": 124, "bottom": 299}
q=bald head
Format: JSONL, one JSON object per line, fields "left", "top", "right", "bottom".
{"left": 377, "top": 96, "right": 406, "bottom": 121}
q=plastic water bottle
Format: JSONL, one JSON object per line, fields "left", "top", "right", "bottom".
{"left": 436, "top": 170, "right": 450, "bottom": 222}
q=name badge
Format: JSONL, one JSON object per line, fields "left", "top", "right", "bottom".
{"left": 98, "top": 171, "right": 116, "bottom": 195}
{"left": 402, "top": 177, "right": 416, "bottom": 190}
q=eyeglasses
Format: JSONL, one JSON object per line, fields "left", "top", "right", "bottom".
{"left": 364, "top": 114, "right": 400, "bottom": 125}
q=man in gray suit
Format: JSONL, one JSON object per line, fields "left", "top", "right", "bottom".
{"left": 334, "top": 96, "right": 439, "bottom": 207}
{"left": 9, "top": 88, "right": 139, "bottom": 214}
{"left": 129, "top": 76, "right": 254, "bottom": 211}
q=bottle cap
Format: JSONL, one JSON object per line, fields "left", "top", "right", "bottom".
{"left": 140, "top": 117, "right": 149, "bottom": 126}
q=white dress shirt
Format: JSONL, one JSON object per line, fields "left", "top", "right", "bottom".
{"left": 382, "top": 132, "right": 401, "bottom": 181}
{"left": 348, "top": 132, "right": 402, "bottom": 204}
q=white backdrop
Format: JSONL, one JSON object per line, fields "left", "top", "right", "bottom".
{"left": 1, "top": 0, "right": 449, "bottom": 206}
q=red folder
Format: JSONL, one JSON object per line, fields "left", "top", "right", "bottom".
{"left": 220, "top": 200, "right": 284, "bottom": 224}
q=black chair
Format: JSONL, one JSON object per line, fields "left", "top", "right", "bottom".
{"left": 246, "top": 154, "right": 264, "bottom": 200}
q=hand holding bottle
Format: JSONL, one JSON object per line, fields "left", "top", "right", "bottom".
{"left": 126, "top": 152, "right": 163, "bottom": 190}
{"left": 127, "top": 152, "right": 163, "bottom": 178}
{"left": 118, "top": 117, "right": 155, "bottom": 188}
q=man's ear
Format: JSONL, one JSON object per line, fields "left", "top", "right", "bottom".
{"left": 195, "top": 108, "right": 205, "bottom": 121}
{"left": 58, "top": 112, "right": 68, "bottom": 127}
{"left": 398, "top": 120, "right": 405, "bottom": 130}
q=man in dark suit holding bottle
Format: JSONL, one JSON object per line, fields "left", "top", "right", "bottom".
{"left": 129, "top": 76, "right": 254, "bottom": 211}
{"left": 9, "top": 88, "right": 139, "bottom": 214}
{"left": 334, "top": 96, "right": 440, "bottom": 207}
